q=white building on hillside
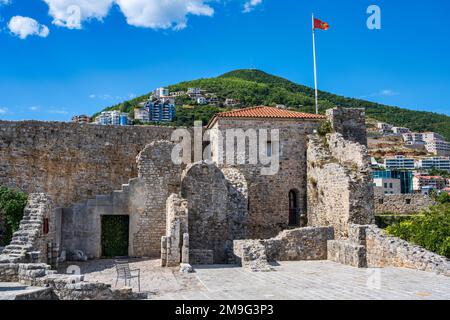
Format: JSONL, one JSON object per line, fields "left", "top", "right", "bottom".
{"left": 384, "top": 155, "right": 415, "bottom": 170}
{"left": 418, "top": 157, "right": 450, "bottom": 171}
{"left": 392, "top": 127, "right": 410, "bottom": 135}
{"left": 374, "top": 178, "right": 402, "bottom": 195}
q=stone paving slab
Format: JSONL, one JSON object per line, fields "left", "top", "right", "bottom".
{"left": 0, "top": 283, "right": 49, "bottom": 300}
{"left": 153, "top": 261, "right": 450, "bottom": 300}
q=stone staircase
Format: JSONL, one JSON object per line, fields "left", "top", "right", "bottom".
{"left": 0, "top": 194, "right": 51, "bottom": 264}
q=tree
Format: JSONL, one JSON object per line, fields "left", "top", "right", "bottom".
{"left": 0, "top": 186, "right": 28, "bottom": 246}
{"left": 386, "top": 203, "right": 450, "bottom": 258}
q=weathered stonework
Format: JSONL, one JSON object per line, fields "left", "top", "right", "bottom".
{"left": 208, "top": 118, "right": 321, "bottom": 239}
{"left": 0, "top": 193, "right": 57, "bottom": 264}
{"left": 161, "top": 194, "right": 188, "bottom": 267}
{"left": 181, "top": 161, "right": 248, "bottom": 264}
{"left": 374, "top": 193, "right": 435, "bottom": 215}
{"left": 328, "top": 224, "right": 450, "bottom": 277}
{"left": 365, "top": 225, "right": 450, "bottom": 276}
{"left": 326, "top": 107, "right": 367, "bottom": 146}
{"left": 307, "top": 133, "right": 375, "bottom": 238}
{"left": 233, "top": 227, "right": 334, "bottom": 271}
{"left": 60, "top": 141, "right": 182, "bottom": 259}
{"left": 0, "top": 121, "right": 175, "bottom": 207}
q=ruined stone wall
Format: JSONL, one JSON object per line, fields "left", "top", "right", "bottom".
{"left": 326, "top": 107, "right": 367, "bottom": 146}
{"left": 210, "top": 118, "right": 320, "bottom": 239}
{"left": 0, "top": 121, "right": 175, "bottom": 207}
{"left": 365, "top": 225, "right": 450, "bottom": 276}
{"left": 181, "top": 161, "right": 248, "bottom": 264}
{"left": 307, "top": 133, "right": 375, "bottom": 238}
{"left": 0, "top": 193, "right": 56, "bottom": 264}
{"left": 233, "top": 227, "right": 334, "bottom": 271}
{"left": 328, "top": 224, "right": 450, "bottom": 276}
{"left": 161, "top": 194, "right": 188, "bottom": 267}
{"left": 374, "top": 193, "right": 435, "bottom": 215}
{"left": 61, "top": 141, "right": 182, "bottom": 259}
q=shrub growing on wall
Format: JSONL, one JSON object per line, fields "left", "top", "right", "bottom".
{"left": 386, "top": 203, "right": 450, "bottom": 258}
{"left": 0, "top": 186, "right": 28, "bottom": 246}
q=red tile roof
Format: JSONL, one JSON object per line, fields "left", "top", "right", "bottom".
{"left": 207, "top": 106, "right": 324, "bottom": 127}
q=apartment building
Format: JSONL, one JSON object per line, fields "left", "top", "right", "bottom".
{"left": 71, "top": 115, "right": 91, "bottom": 124}
{"left": 373, "top": 178, "right": 402, "bottom": 195}
{"left": 134, "top": 108, "right": 150, "bottom": 123}
{"left": 413, "top": 175, "right": 447, "bottom": 192}
{"left": 384, "top": 155, "right": 415, "bottom": 170}
{"left": 418, "top": 157, "right": 450, "bottom": 171}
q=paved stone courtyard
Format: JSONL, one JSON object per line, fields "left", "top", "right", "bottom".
{"left": 50, "top": 259, "right": 450, "bottom": 300}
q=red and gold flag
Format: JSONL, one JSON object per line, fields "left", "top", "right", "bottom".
{"left": 314, "top": 18, "right": 329, "bottom": 30}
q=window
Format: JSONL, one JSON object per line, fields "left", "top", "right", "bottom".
{"left": 379, "top": 199, "right": 384, "bottom": 204}
{"left": 405, "top": 199, "right": 411, "bottom": 205}
{"left": 289, "top": 190, "right": 299, "bottom": 226}
{"left": 43, "top": 218, "right": 49, "bottom": 235}
{"left": 267, "top": 141, "right": 272, "bottom": 157}
{"left": 389, "top": 183, "right": 393, "bottom": 188}
{"left": 384, "top": 183, "right": 388, "bottom": 188}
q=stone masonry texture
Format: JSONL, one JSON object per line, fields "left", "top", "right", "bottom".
{"left": 374, "top": 193, "right": 435, "bottom": 215}
{"left": 209, "top": 117, "right": 321, "bottom": 239}
{"left": 0, "top": 193, "right": 56, "bottom": 264}
{"left": 0, "top": 121, "right": 175, "bottom": 207}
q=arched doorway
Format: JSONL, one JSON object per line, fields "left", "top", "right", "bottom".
{"left": 289, "top": 190, "right": 299, "bottom": 226}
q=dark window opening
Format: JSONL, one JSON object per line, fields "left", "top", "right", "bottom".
{"left": 289, "top": 190, "right": 299, "bottom": 226}
{"left": 43, "top": 218, "right": 49, "bottom": 235}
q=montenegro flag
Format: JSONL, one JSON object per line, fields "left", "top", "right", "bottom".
{"left": 314, "top": 18, "right": 329, "bottom": 30}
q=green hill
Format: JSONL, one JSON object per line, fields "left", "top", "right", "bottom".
{"left": 96, "top": 69, "right": 450, "bottom": 140}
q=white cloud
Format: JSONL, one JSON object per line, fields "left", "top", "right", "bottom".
{"left": 29, "top": 106, "right": 39, "bottom": 111}
{"left": 42, "top": 0, "right": 214, "bottom": 30}
{"left": 43, "top": 0, "right": 114, "bottom": 29}
{"left": 0, "top": 0, "right": 11, "bottom": 5}
{"left": 8, "top": 16, "right": 50, "bottom": 39}
{"left": 243, "top": 0, "right": 262, "bottom": 13}
{"left": 114, "top": 0, "right": 214, "bottom": 30}
{"left": 0, "top": 107, "right": 8, "bottom": 114}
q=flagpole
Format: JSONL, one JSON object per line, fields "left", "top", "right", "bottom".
{"left": 312, "top": 13, "right": 319, "bottom": 115}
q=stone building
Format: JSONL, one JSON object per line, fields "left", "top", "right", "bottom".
{"left": 1, "top": 106, "right": 449, "bottom": 278}
{"left": 206, "top": 106, "right": 324, "bottom": 238}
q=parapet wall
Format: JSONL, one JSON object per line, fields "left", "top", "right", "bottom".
{"left": 233, "top": 227, "right": 334, "bottom": 271}
{"left": 0, "top": 121, "right": 175, "bottom": 207}
{"left": 326, "top": 107, "right": 367, "bottom": 146}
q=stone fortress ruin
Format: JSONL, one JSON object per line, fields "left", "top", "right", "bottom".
{"left": 0, "top": 106, "right": 448, "bottom": 299}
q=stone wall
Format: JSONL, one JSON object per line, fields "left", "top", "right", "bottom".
{"left": 326, "top": 107, "right": 367, "bottom": 146}
{"left": 307, "top": 133, "right": 375, "bottom": 238}
{"left": 233, "top": 227, "right": 334, "bottom": 271}
{"left": 365, "top": 225, "right": 450, "bottom": 276}
{"left": 161, "top": 194, "right": 188, "bottom": 267}
{"left": 181, "top": 161, "right": 248, "bottom": 264}
{"left": 328, "top": 224, "right": 450, "bottom": 276}
{"left": 209, "top": 118, "right": 321, "bottom": 239}
{"left": 0, "top": 193, "right": 56, "bottom": 264}
{"left": 61, "top": 141, "right": 182, "bottom": 259}
{"left": 374, "top": 193, "right": 435, "bottom": 215}
{"left": 0, "top": 262, "right": 145, "bottom": 300}
{"left": 0, "top": 121, "right": 175, "bottom": 207}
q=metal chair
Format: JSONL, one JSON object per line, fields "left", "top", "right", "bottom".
{"left": 115, "top": 260, "right": 141, "bottom": 292}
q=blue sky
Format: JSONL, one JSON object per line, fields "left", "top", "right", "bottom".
{"left": 0, "top": 0, "right": 449, "bottom": 121}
